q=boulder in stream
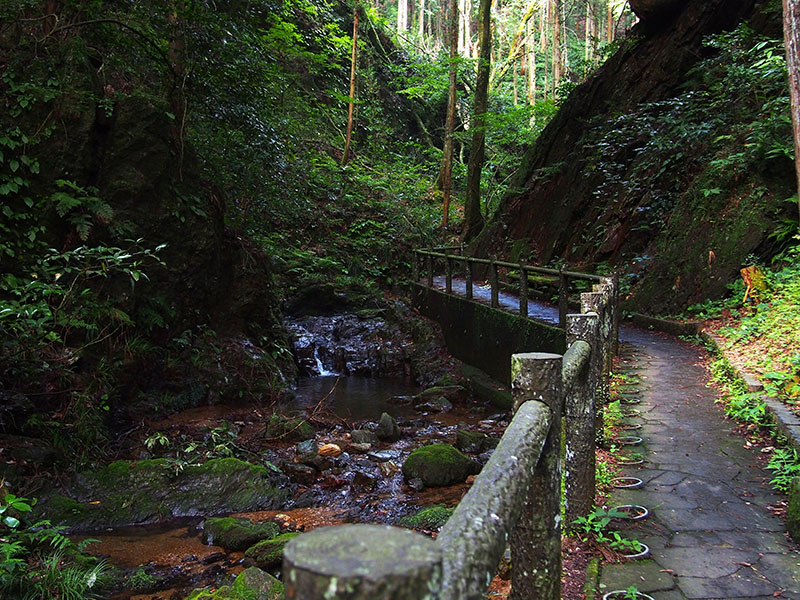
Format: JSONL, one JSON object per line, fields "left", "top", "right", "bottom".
{"left": 38, "top": 458, "right": 290, "bottom": 529}
{"left": 401, "top": 444, "right": 481, "bottom": 487}
{"left": 350, "top": 429, "right": 378, "bottom": 444}
{"left": 376, "top": 412, "right": 400, "bottom": 441}
{"left": 455, "top": 430, "right": 498, "bottom": 454}
{"left": 399, "top": 504, "right": 454, "bottom": 531}
{"left": 245, "top": 532, "right": 300, "bottom": 569}
{"left": 202, "top": 517, "right": 280, "bottom": 551}
{"left": 185, "top": 566, "right": 283, "bottom": 600}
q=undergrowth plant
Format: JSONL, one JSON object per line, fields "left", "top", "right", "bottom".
{"left": 0, "top": 492, "right": 109, "bottom": 599}
{"left": 766, "top": 447, "right": 800, "bottom": 492}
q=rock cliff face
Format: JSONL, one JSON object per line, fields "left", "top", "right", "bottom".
{"left": 473, "top": 0, "right": 794, "bottom": 314}
{"left": 629, "top": 0, "right": 688, "bottom": 20}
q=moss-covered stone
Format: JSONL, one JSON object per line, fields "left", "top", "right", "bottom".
{"left": 184, "top": 567, "right": 283, "bottom": 600}
{"left": 414, "top": 385, "right": 467, "bottom": 401}
{"left": 265, "top": 413, "right": 314, "bottom": 441}
{"left": 401, "top": 444, "right": 481, "bottom": 487}
{"left": 788, "top": 476, "right": 800, "bottom": 542}
{"left": 455, "top": 430, "right": 489, "bottom": 454}
{"left": 38, "top": 458, "right": 290, "bottom": 529}
{"left": 244, "top": 532, "right": 300, "bottom": 569}
{"left": 232, "top": 567, "right": 284, "bottom": 600}
{"left": 202, "top": 517, "right": 280, "bottom": 551}
{"left": 399, "top": 504, "right": 454, "bottom": 530}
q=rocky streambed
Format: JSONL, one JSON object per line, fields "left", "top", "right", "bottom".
{"left": 27, "top": 311, "right": 511, "bottom": 599}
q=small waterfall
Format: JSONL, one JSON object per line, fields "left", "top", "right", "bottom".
{"left": 314, "top": 346, "right": 338, "bottom": 376}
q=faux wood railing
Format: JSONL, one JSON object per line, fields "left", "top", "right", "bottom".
{"left": 411, "top": 247, "right": 617, "bottom": 336}
{"left": 281, "top": 270, "right": 618, "bottom": 600}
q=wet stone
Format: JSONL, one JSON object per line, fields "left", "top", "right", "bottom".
{"left": 350, "top": 429, "right": 378, "bottom": 444}
{"left": 295, "top": 440, "right": 318, "bottom": 463}
{"left": 377, "top": 412, "right": 401, "bottom": 441}
{"left": 368, "top": 449, "right": 400, "bottom": 462}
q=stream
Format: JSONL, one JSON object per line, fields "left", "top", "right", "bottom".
{"left": 75, "top": 310, "right": 506, "bottom": 599}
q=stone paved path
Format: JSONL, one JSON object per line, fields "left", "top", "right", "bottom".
{"left": 599, "top": 327, "right": 800, "bottom": 599}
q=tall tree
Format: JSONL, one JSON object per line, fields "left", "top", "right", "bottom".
{"left": 397, "top": 0, "right": 408, "bottom": 37}
{"left": 441, "top": 0, "right": 459, "bottom": 227}
{"left": 463, "top": 0, "right": 490, "bottom": 241}
{"left": 783, "top": 0, "right": 800, "bottom": 223}
{"left": 342, "top": 6, "right": 359, "bottom": 166}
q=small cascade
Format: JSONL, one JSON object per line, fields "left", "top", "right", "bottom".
{"left": 314, "top": 346, "right": 338, "bottom": 377}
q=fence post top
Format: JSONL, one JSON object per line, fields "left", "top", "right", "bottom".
{"left": 284, "top": 524, "right": 441, "bottom": 579}
{"left": 567, "top": 312, "right": 598, "bottom": 322}
{"left": 511, "top": 352, "right": 562, "bottom": 362}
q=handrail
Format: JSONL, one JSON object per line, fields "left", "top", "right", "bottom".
{"left": 282, "top": 266, "right": 618, "bottom": 600}
{"left": 411, "top": 247, "right": 614, "bottom": 331}
{"left": 413, "top": 248, "right": 604, "bottom": 282}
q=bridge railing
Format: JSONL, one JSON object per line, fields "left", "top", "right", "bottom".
{"left": 281, "top": 280, "right": 617, "bottom": 600}
{"left": 411, "top": 247, "right": 617, "bottom": 334}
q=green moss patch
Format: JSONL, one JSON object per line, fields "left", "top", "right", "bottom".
{"left": 244, "top": 532, "right": 300, "bottom": 569}
{"left": 202, "top": 517, "right": 280, "bottom": 551}
{"left": 401, "top": 443, "right": 481, "bottom": 487}
{"left": 399, "top": 504, "right": 454, "bottom": 530}
{"left": 185, "top": 567, "right": 283, "bottom": 600}
{"left": 38, "top": 458, "right": 289, "bottom": 529}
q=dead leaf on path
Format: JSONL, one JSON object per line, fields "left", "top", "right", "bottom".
{"left": 734, "top": 561, "right": 752, "bottom": 568}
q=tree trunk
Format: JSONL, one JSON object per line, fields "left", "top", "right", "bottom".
{"left": 552, "top": 0, "right": 561, "bottom": 93}
{"left": 607, "top": 0, "right": 614, "bottom": 42}
{"left": 527, "top": 17, "right": 536, "bottom": 105}
{"left": 540, "top": 1, "right": 548, "bottom": 99}
{"left": 783, "top": 0, "right": 800, "bottom": 224}
{"left": 419, "top": 0, "right": 425, "bottom": 39}
{"left": 397, "top": 0, "right": 407, "bottom": 37}
{"left": 43, "top": 0, "right": 58, "bottom": 35}
{"left": 441, "top": 0, "right": 459, "bottom": 228}
{"left": 464, "top": 0, "right": 490, "bottom": 241}
{"left": 168, "top": 0, "right": 186, "bottom": 167}
{"left": 343, "top": 8, "right": 359, "bottom": 166}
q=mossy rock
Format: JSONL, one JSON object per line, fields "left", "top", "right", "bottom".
{"left": 414, "top": 385, "right": 467, "bottom": 402}
{"left": 244, "top": 532, "right": 300, "bottom": 569}
{"left": 399, "top": 504, "right": 454, "bottom": 530}
{"left": 455, "top": 430, "right": 489, "bottom": 454}
{"left": 38, "top": 458, "right": 290, "bottom": 529}
{"left": 265, "top": 413, "right": 314, "bottom": 441}
{"left": 184, "top": 567, "right": 283, "bottom": 600}
{"left": 788, "top": 476, "right": 800, "bottom": 542}
{"left": 202, "top": 517, "right": 280, "bottom": 551}
{"left": 401, "top": 444, "right": 481, "bottom": 487}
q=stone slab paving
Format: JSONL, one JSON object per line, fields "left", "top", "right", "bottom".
{"left": 598, "top": 327, "right": 800, "bottom": 599}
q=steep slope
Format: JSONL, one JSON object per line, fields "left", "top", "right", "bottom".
{"left": 473, "top": 0, "right": 795, "bottom": 314}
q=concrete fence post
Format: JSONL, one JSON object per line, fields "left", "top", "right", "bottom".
{"left": 610, "top": 273, "right": 620, "bottom": 353}
{"left": 558, "top": 266, "right": 568, "bottom": 329}
{"left": 510, "top": 352, "right": 563, "bottom": 600}
{"left": 446, "top": 256, "right": 453, "bottom": 294}
{"left": 519, "top": 263, "right": 528, "bottom": 317}
{"left": 564, "top": 313, "right": 599, "bottom": 527}
{"left": 466, "top": 259, "right": 474, "bottom": 300}
{"left": 490, "top": 256, "right": 499, "bottom": 308}
{"left": 283, "top": 524, "right": 442, "bottom": 599}
{"left": 581, "top": 291, "right": 609, "bottom": 440}
{"left": 426, "top": 251, "right": 434, "bottom": 288}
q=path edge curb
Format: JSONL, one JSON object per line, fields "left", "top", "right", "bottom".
{"left": 582, "top": 557, "right": 601, "bottom": 600}
{"left": 700, "top": 329, "right": 800, "bottom": 455}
